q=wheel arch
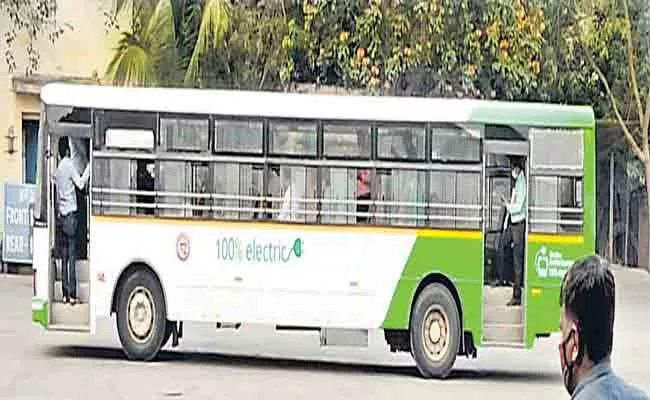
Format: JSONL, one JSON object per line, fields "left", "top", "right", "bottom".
{"left": 110, "top": 259, "right": 167, "bottom": 316}
{"left": 410, "top": 272, "right": 465, "bottom": 346}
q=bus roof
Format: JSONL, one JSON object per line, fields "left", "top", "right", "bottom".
{"left": 41, "top": 82, "right": 595, "bottom": 129}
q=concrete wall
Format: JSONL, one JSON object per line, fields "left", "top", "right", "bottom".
{"left": 0, "top": 0, "right": 121, "bottom": 236}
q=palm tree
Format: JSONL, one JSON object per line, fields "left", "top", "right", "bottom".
{"left": 183, "top": 0, "right": 231, "bottom": 85}
{"left": 106, "top": 0, "right": 231, "bottom": 87}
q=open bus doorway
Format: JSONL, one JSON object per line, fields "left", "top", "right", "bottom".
{"left": 482, "top": 134, "right": 529, "bottom": 346}
{"left": 47, "top": 106, "right": 92, "bottom": 330}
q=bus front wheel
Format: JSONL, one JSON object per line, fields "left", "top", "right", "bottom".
{"left": 410, "top": 283, "right": 460, "bottom": 379}
{"left": 116, "top": 269, "right": 167, "bottom": 361}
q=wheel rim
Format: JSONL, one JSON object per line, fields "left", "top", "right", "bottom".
{"left": 127, "top": 286, "right": 155, "bottom": 343}
{"left": 421, "top": 305, "right": 450, "bottom": 362}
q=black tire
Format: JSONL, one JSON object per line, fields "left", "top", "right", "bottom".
{"left": 410, "top": 283, "right": 461, "bottom": 379}
{"left": 116, "top": 269, "right": 167, "bottom": 361}
{"left": 161, "top": 321, "right": 174, "bottom": 348}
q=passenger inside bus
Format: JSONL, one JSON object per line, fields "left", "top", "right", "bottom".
{"left": 356, "top": 169, "right": 370, "bottom": 223}
{"left": 54, "top": 136, "right": 90, "bottom": 305}
{"left": 277, "top": 168, "right": 302, "bottom": 222}
{"left": 136, "top": 161, "right": 155, "bottom": 215}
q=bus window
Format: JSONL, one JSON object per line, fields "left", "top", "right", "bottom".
{"left": 214, "top": 119, "right": 263, "bottom": 154}
{"left": 530, "top": 175, "right": 583, "bottom": 234}
{"left": 190, "top": 162, "right": 210, "bottom": 218}
{"left": 355, "top": 168, "right": 371, "bottom": 223}
{"left": 320, "top": 167, "right": 356, "bottom": 225}
{"left": 213, "top": 162, "right": 263, "bottom": 220}
{"left": 92, "top": 158, "right": 131, "bottom": 216}
{"left": 431, "top": 125, "right": 481, "bottom": 163}
{"left": 270, "top": 165, "right": 317, "bottom": 223}
{"left": 160, "top": 117, "right": 209, "bottom": 152}
{"left": 377, "top": 125, "right": 425, "bottom": 161}
{"left": 105, "top": 129, "right": 154, "bottom": 150}
{"left": 455, "top": 172, "right": 481, "bottom": 229}
{"left": 375, "top": 169, "right": 427, "bottom": 227}
{"left": 158, "top": 161, "right": 187, "bottom": 217}
{"left": 269, "top": 120, "right": 317, "bottom": 157}
{"left": 428, "top": 171, "right": 456, "bottom": 229}
{"left": 323, "top": 123, "right": 371, "bottom": 159}
{"left": 529, "top": 127, "right": 584, "bottom": 234}
{"left": 135, "top": 160, "right": 155, "bottom": 216}
{"left": 559, "top": 177, "right": 582, "bottom": 233}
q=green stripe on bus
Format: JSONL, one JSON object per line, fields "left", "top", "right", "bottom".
{"left": 381, "top": 233, "right": 483, "bottom": 340}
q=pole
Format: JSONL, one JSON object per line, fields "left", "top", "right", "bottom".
{"left": 609, "top": 153, "right": 615, "bottom": 261}
{"left": 624, "top": 173, "right": 629, "bottom": 267}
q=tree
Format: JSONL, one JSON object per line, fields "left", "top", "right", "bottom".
{"left": 199, "top": 3, "right": 294, "bottom": 90}
{"left": 571, "top": 0, "right": 650, "bottom": 269}
{"left": 292, "top": 0, "right": 546, "bottom": 99}
{"left": 2, "top": 0, "right": 71, "bottom": 74}
{"left": 105, "top": 0, "right": 178, "bottom": 86}
{"left": 105, "top": 0, "right": 231, "bottom": 87}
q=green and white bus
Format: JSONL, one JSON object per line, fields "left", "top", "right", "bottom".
{"left": 31, "top": 82, "right": 594, "bottom": 378}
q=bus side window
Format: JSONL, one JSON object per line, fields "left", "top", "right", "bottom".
{"left": 136, "top": 160, "right": 155, "bottom": 216}
{"left": 272, "top": 165, "right": 317, "bottom": 223}
{"left": 375, "top": 169, "right": 426, "bottom": 227}
{"left": 213, "top": 162, "right": 263, "bottom": 221}
{"left": 321, "top": 167, "right": 356, "bottom": 225}
{"left": 190, "top": 162, "right": 209, "bottom": 218}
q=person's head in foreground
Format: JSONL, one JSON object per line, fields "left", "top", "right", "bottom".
{"left": 559, "top": 255, "right": 649, "bottom": 399}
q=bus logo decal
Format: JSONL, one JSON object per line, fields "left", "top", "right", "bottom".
{"left": 535, "top": 246, "right": 573, "bottom": 279}
{"left": 176, "top": 233, "right": 191, "bottom": 262}
{"left": 216, "top": 237, "right": 303, "bottom": 264}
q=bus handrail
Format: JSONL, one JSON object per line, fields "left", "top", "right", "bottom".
{"left": 90, "top": 200, "right": 482, "bottom": 223}
{"left": 91, "top": 187, "right": 482, "bottom": 210}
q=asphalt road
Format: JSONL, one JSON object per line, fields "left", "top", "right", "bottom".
{"left": 1, "top": 266, "right": 649, "bottom": 400}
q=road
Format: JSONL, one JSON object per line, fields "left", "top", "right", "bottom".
{"left": 1, "top": 266, "right": 648, "bottom": 400}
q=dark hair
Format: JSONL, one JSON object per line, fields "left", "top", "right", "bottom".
{"left": 58, "top": 137, "right": 69, "bottom": 158}
{"left": 560, "top": 255, "right": 616, "bottom": 364}
{"left": 509, "top": 155, "right": 524, "bottom": 170}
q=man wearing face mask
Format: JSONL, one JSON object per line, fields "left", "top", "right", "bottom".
{"left": 558, "top": 255, "right": 649, "bottom": 399}
{"left": 501, "top": 156, "right": 526, "bottom": 306}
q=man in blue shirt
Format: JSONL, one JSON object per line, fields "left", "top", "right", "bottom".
{"left": 54, "top": 137, "right": 90, "bottom": 305}
{"left": 559, "top": 255, "right": 649, "bottom": 399}
{"left": 501, "top": 156, "right": 527, "bottom": 306}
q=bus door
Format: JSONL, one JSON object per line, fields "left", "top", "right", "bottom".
{"left": 481, "top": 138, "right": 528, "bottom": 346}
{"left": 47, "top": 106, "right": 92, "bottom": 331}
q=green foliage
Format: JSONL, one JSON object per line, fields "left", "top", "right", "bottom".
{"left": 289, "top": 0, "right": 546, "bottom": 99}
{"left": 553, "top": 0, "right": 650, "bottom": 119}
{"left": 184, "top": 0, "right": 230, "bottom": 85}
{"left": 105, "top": 0, "right": 179, "bottom": 87}
{"left": 101, "top": 0, "right": 647, "bottom": 127}
{"left": 197, "top": 4, "right": 293, "bottom": 90}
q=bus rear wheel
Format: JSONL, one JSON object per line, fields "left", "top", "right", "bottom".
{"left": 410, "top": 283, "right": 460, "bottom": 379}
{"left": 116, "top": 269, "right": 167, "bottom": 361}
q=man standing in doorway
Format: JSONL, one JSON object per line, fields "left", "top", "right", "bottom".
{"left": 502, "top": 156, "right": 527, "bottom": 306}
{"left": 55, "top": 137, "right": 90, "bottom": 305}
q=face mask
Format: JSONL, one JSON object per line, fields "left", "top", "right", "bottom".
{"left": 512, "top": 169, "right": 518, "bottom": 179}
{"left": 559, "top": 329, "right": 578, "bottom": 395}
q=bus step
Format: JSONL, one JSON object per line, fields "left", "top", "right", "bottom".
{"left": 51, "top": 302, "right": 89, "bottom": 327}
{"left": 483, "top": 306, "right": 523, "bottom": 325}
{"left": 481, "top": 341, "right": 525, "bottom": 349}
{"left": 483, "top": 286, "right": 515, "bottom": 307}
{"left": 55, "top": 260, "right": 90, "bottom": 283}
{"left": 48, "top": 324, "right": 90, "bottom": 332}
{"left": 54, "top": 281, "right": 89, "bottom": 303}
{"left": 482, "top": 323, "right": 524, "bottom": 344}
